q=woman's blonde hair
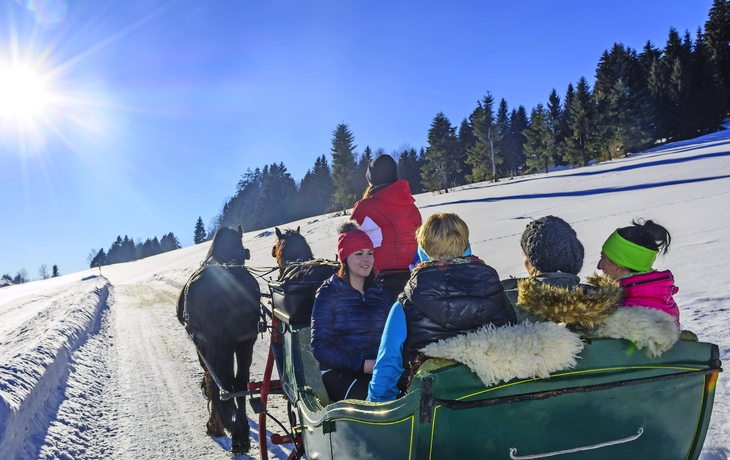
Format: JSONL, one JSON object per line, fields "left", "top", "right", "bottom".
{"left": 416, "top": 213, "right": 469, "bottom": 259}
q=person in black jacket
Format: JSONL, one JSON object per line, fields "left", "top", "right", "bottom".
{"left": 368, "top": 212, "right": 515, "bottom": 402}
{"left": 310, "top": 221, "right": 391, "bottom": 401}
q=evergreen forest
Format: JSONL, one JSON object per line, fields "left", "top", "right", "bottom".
{"left": 88, "top": 232, "right": 181, "bottom": 268}
{"left": 208, "top": 2, "right": 730, "bottom": 236}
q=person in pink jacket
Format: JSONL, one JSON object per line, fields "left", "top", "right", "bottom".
{"left": 597, "top": 219, "right": 680, "bottom": 324}
{"left": 351, "top": 154, "right": 422, "bottom": 276}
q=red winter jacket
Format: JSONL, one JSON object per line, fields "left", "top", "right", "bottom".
{"left": 351, "top": 180, "right": 421, "bottom": 274}
{"left": 619, "top": 270, "right": 680, "bottom": 324}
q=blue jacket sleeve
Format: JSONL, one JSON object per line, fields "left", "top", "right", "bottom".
{"left": 310, "top": 285, "right": 365, "bottom": 372}
{"left": 367, "top": 301, "right": 407, "bottom": 402}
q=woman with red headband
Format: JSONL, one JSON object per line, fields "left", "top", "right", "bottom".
{"left": 597, "top": 218, "right": 680, "bottom": 324}
{"left": 310, "top": 220, "right": 391, "bottom": 401}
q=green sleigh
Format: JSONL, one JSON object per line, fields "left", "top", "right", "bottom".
{"left": 249, "top": 277, "right": 721, "bottom": 460}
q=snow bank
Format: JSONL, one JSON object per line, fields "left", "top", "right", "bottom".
{"left": 0, "top": 275, "right": 110, "bottom": 459}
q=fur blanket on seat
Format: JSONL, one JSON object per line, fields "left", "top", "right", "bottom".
{"left": 421, "top": 322, "right": 584, "bottom": 388}
{"left": 593, "top": 307, "right": 680, "bottom": 357}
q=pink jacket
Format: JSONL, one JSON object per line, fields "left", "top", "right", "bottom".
{"left": 619, "top": 270, "right": 680, "bottom": 324}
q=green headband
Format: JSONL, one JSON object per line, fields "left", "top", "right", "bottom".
{"left": 602, "top": 230, "right": 657, "bottom": 272}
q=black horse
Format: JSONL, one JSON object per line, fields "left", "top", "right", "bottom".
{"left": 177, "top": 225, "right": 260, "bottom": 454}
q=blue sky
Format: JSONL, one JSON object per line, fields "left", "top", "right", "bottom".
{"left": 0, "top": 0, "right": 715, "bottom": 277}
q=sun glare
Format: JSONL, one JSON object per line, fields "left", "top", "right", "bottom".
{"left": 0, "top": 65, "right": 50, "bottom": 122}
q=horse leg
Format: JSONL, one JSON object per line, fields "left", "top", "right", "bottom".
{"left": 231, "top": 337, "right": 256, "bottom": 454}
{"left": 208, "top": 342, "right": 248, "bottom": 453}
{"left": 198, "top": 350, "right": 226, "bottom": 437}
{"left": 205, "top": 370, "right": 226, "bottom": 436}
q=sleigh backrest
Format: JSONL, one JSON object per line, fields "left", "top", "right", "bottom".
{"left": 269, "top": 259, "right": 339, "bottom": 325}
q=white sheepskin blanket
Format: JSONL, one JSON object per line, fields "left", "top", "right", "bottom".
{"left": 594, "top": 307, "right": 680, "bottom": 358}
{"left": 421, "top": 322, "right": 584, "bottom": 387}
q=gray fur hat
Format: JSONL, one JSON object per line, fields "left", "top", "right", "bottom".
{"left": 521, "top": 216, "right": 584, "bottom": 275}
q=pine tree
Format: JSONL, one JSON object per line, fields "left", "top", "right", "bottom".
{"left": 466, "top": 93, "right": 502, "bottom": 183}
{"left": 558, "top": 83, "right": 575, "bottom": 149}
{"left": 501, "top": 107, "right": 528, "bottom": 176}
{"left": 546, "top": 90, "right": 564, "bottom": 165}
{"left": 121, "top": 236, "right": 137, "bottom": 263}
{"left": 353, "top": 146, "right": 374, "bottom": 198}
{"left": 421, "top": 112, "right": 460, "bottom": 192}
{"left": 299, "top": 155, "right": 334, "bottom": 215}
{"left": 692, "top": 28, "right": 728, "bottom": 134}
{"left": 454, "top": 119, "right": 474, "bottom": 184}
{"left": 160, "top": 232, "right": 181, "bottom": 252}
{"left": 594, "top": 43, "right": 652, "bottom": 158}
{"left": 52, "top": 265, "right": 59, "bottom": 277}
{"left": 495, "top": 99, "right": 511, "bottom": 177}
{"left": 639, "top": 41, "right": 663, "bottom": 140}
{"left": 139, "top": 239, "right": 152, "bottom": 259}
{"left": 151, "top": 237, "right": 162, "bottom": 256}
{"left": 107, "top": 236, "right": 123, "bottom": 264}
{"left": 457, "top": 119, "right": 476, "bottom": 159}
{"left": 652, "top": 28, "right": 695, "bottom": 141}
{"left": 232, "top": 168, "right": 264, "bottom": 231}
{"left": 396, "top": 147, "right": 425, "bottom": 194}
{"left": 255, "top": 162, "right": 298, "bottom": 227}
{"left": 523, "top": 104, "right": 555, "bottom": 174}
{"left": 705, "top": 0, "right": 730, "bottom": 111}
{"left": 90, "top": 249, "right": 107, "bottom": 268}
{"left": 330, "top": 123, "right": 358, "bottom": 210}
{"left": 564, "top": 77, "right": 596, "bottom": 166}
{"left": 13, "top": 269, "right": 28, "bottom": 284}
{"left": 194, "top": 217, "right": 207, "bottom": 244}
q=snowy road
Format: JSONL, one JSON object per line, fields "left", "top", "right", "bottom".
{"left": 18, "top": 260, "right": 292, "bottom": 460}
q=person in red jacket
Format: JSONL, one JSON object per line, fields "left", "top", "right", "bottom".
{"left": 351, "top": 154, "right": 422, "bottom": 279}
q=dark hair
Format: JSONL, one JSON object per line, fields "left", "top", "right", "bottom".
{"left": 337, "top": 259, "right": 376, "bottom": 288}
{"left": 617, "top": 219, "right": 671, "bottom": 255}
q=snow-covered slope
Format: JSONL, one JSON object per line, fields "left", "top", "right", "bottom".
{"left": 1, "top": 130, "right": 729, "bottom": 459}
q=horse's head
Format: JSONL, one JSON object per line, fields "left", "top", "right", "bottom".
{"left": 207, "top": 225, "right": 251, "bottom": 265}
{"left": 272, "top": 226, "right": 313, "bottom": 266}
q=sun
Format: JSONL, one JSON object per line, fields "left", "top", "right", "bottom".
{"left": 0, "top": 65, "right": 50, "bottom": 122}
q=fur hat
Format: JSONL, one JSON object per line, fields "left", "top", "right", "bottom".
{"left": 521, "top": 216, "right": 584, "bottom": 275}
{"left": 337, "top": 220, "right": 374, "bottom": 262}
{"left": 366, "top": 154, "right": 398, "bottom": 186}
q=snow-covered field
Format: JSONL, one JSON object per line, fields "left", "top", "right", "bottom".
{"left": 1, "top": 130, "right": 729, "bottom": 459}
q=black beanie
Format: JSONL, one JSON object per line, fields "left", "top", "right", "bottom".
{"left": 366, "top": 154, "right": 398, "bottom": 186}
{"left": 520, "top": 216, "right": 584, "bottom": 275}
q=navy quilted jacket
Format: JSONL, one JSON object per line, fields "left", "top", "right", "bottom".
{"left": 311, "top": 275, "right": 391, "bottom": 372}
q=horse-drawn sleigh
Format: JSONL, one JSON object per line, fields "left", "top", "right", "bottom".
{"left": 180, "top": 226, "right": 722, "bottom": 459}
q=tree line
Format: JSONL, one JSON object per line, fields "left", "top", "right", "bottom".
{"left": 3, "top": 230, "right": 182, "bottom": 285}
{"left": 1, "top": 264, "right": 60, "bottom": 286}
{"left": 88, "top": 232, "right": 181, "bottom": 268}
{"left": 199, "top": 2, "right": 729, "bottom": 238}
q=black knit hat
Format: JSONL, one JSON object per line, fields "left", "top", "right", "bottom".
{"left": 366, "top": 154, "right": 398, "bottom": 186}
{"left": 520, "top": 216, "right": 584, "bottom": 275}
